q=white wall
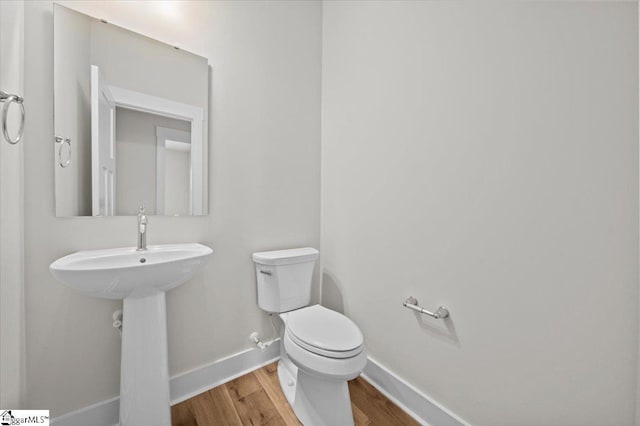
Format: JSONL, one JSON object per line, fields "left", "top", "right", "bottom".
{"left": 53, "top": 4, "right": 209, "bottom": 216}
{"left": 23, "top": 0, "right": 321, "bottom": 417}
{"left": 114, "top": 108, "right": 190, "bottom": 215}
{"left": 164, "top": 148, "right": 191, "bottom": 217}
{"left": 14, "top": 0, "right": 640, "bottom": 422}
{"left": 0, "top": 0, "right": 26, "bottom": 409}
{"left": 53, "top": 4, "right": 91, "bottom": 216}
{"left": 321, "top": 2, "right": 639, "bottom": 425}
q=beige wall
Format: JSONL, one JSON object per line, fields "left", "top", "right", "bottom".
{"left": 321, "top": 2, "right": 638, "bottom": 425}
{"left": 24, "top": 0, "right": 321, "bottom": 416}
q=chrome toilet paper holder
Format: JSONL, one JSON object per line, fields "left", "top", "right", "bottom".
{"left": 403, "top": 296, "right": 449, "bottom": 319}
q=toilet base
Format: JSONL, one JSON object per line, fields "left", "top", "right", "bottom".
{"left": 277, "top": 357, "right": 355, "bottom": 426}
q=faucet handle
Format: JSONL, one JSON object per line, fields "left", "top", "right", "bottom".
{"left": 138, "top": 205, "right": 147, "bottom": 226}
{"left": 136, "top": 205, "right": 148, "bottom": 251}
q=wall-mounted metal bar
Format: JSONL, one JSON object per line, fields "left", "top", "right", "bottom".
{"left": 403, "top": 296, "right": 449, "bottom": 319}
{"left": 1, "top": 89, "right": 25, "bottom": 144}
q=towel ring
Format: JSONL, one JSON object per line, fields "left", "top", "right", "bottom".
{"left": 55, "top": 135, "right": 71, "bottom": 168}
{"left": 1, "top": 90, "right": 25, "bottom": 145}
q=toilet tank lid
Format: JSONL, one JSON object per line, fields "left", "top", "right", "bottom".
{"left": 252, "top": 247, "right": 319, "bottom": 266}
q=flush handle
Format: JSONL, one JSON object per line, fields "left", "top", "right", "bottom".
{"left": 259, "top": 270, "right": 272, "bottom": 275}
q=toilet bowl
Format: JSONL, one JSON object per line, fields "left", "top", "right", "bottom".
{"left": 278, "top": 305, "right": 367, "bottom": 426}
{"left": 252, "top": 248, "right": 367, "bottom": 426}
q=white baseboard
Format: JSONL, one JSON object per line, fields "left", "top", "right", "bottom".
{"left": 49, "top": 396, "right": 120, "bottom": 426}
{"left": 170, "top": 339, "right": 280, "bottom": 405}
{"left": 51, "top": 340, "right": 280, "bottom": 426}
{"left": 362, "top": 356, "right": 469, "bottom": 426}
{"left": 51, "top": 344, "right": 465, "bottom": 426}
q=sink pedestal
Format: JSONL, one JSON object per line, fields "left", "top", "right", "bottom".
{"left": 119, "top": 292, "right": 171, "bottom": 426}
{"left": 49, "top": 243, "right": 213, "bottom": 425}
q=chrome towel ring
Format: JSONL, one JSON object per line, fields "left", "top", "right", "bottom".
{"left": 55, "top": 135, "right": 71, "bottom": 168}
{"left": 1, "top": 89, "right": 25, "bottom": 145}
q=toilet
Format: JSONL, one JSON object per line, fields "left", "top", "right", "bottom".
{"left": 252, "top": 248, "right": 367, "bottom": 426}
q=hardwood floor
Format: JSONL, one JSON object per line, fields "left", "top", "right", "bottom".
{"left": 171, "top": 362, "right": 419, "bottom": 426}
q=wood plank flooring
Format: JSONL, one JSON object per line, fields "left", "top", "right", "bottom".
{"left": 171, "top": 362, "right": 419, "bottom": 426}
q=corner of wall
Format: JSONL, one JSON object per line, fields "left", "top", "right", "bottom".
{"left": 636, "top": 4, "right": 640, "bottom": 424}
{"left": 0, "top": 0, "right": 26, "bottom": 409}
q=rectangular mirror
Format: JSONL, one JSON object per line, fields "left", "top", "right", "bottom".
{"left": 54, "top": 4, "right": 209, "bottom": 216}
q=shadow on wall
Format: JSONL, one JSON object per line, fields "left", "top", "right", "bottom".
{"left": 321, "top": 271, "right": 345, "bottom": 314}
{"left": 414, "top": 309, "right": 461, "bottom": 348}
{"left": 323, "top": 270, "right": 460, "bottom": 347}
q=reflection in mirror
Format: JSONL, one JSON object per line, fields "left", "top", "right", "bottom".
{"left": 54, "top": 4, "right": 208, "bottom": 216}
{"left": 116, "top": 109, "right": 193, "bottom": 216}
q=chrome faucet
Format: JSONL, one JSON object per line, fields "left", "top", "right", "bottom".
{"left": 137, "top": 206, "right": 148, "bottom": 251}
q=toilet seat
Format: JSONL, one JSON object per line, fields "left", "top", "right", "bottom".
{"left": 284, "top": 330, "right": 368, "bottom": 381}
{"left": 286, "top": 305, "right": 364, "bottom": 359}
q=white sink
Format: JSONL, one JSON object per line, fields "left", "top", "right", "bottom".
{"left": 50, "top": 243, "right": 213, "bottom": 299}
{"left": 50, "top": 243, "right": 212, "bottom": 426}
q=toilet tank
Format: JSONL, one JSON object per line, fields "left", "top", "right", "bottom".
{"left": 252, "top": 248, "right": 319, "bottom": 313}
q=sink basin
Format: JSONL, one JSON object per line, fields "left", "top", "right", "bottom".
{"left": 49, "top": 243, "right": 212, "bottom": 426}
{"left": 50, "top": 243, "right": 212, "bottom": 299}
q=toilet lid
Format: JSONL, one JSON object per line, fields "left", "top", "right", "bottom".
{"left": 286, "top": 305, "right": 363, "bottom": 356}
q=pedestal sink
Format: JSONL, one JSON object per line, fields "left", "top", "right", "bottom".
{"left": 50, "top": 243, "right": 213, "bottom": 426}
